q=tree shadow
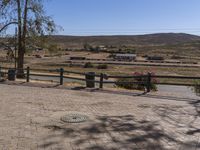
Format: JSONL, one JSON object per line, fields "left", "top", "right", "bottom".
{"left": 39, "top": 115, "right": 193, "bottom": 150}
{"left": 184, "top": 100, "right": 200, "bottom": 136}
{"left": 152, "top": 102, "right": 200, "bottom": 148}
{"left": 97, "top": 89, "right": 200, "bottom": 102}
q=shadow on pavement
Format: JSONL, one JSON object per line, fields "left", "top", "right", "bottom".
{"left": 40, "top": 115, "right": 200, "bottom": 149}
{"left": 96, "top": 89, "right": 200, "bottom": 102}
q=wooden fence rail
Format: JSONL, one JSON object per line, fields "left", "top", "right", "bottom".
{"left": 1, "top": 66, "right": 200, "bottom": 92}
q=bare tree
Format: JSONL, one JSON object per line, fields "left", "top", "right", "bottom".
{"left": 0, "top": 0, "right": 56, "bottom": 77}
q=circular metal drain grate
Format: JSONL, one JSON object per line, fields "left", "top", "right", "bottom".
{"left": 60, "top": 114, "right": 88, "bottom": 123}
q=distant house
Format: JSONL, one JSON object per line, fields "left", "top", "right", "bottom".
{"left": 4, "top": 47, "right": 15, "bottom": 51}
{"left": 35, "top": 47, "right": 43, "bottom": 51}
{"left": 147, "top": 56, "right": 164, "bottom": 61}
{"left": 99, "top": 45, "right": 107, "bottom": 50}
{"left": 114, "top": 54, "right": 137, "bottom": 61}
{"left": 70, "top": 56, "right": 86, "bottom": 60}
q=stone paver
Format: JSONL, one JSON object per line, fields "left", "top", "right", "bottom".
{"left": 0, "top": 84, "right": 200, "bottom": 149}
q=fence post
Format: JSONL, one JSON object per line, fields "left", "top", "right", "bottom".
{"left": 85, "top": 72, "right": 95, "bottom": 88}
{"left": 99, "top": 73, "right": 104, "bottom": 89}
{"left": 147, "top": 72, "right": 151, "bottom": 93}
{"left": 0, "top": 66, "right": 1, "bottom": 81}
{"left": 60, "top": 68, "right": 64, "bottom": 85}
{"left": 26, "top": 66, "right": 30, "bottom": 82}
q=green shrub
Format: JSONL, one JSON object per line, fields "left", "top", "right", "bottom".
{"left": 149, "top": 82, "right": 158, "bottom": 91}
{"left": 115, "top": 72, "right": 158, "bottom": 91}
{"left": 115, "top": 78, "right": 145, "bottom": 90}
{"left": 193, "top": 80, "right": 200, "bottom": 96}
{"left": 84, "top": 62, "right": 94, "bottom": 68}
{"left": 48, "top": 43, "right": 59, "bottom": 55}
{"left": 0, "top": 72, "right": 5, "bottom": 78}
{"left": 97, "top": 64, "right": 108, "bottom": 69}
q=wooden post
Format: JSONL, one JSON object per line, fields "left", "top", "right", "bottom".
{"left": 26, "top": 66, "right": 30, "bottom": 82}
{"left": 99, "top": 73, "right": 104, "bottom": 89}
{"left": 85, "top": 72, "right": 95, "bottom": 88}
{"left": 0, "top": 66, "right": 1, "bottom": 81}
{"left": 60, "top": 68, "right": 64, "bottom": 85}
{"left": 147, "top": 72, "right": 151, "bottom": 93}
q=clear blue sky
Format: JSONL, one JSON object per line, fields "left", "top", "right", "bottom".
{"left": 45, "top": 0, "right": 200, "bottom": 36}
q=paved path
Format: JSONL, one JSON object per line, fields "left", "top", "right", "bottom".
{"left": 0, "top": 84, "right": 200, "bottom": 150}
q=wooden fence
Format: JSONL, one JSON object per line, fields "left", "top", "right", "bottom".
{"left": 0, "top": 66, "right": 200, "bottom": 93}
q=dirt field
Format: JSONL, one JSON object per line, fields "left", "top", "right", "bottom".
{"left": 1, "top": 50, "right": 200, "bottom": 85}
{"left": 0, "top": 83, "right": 200, "bottom": 149}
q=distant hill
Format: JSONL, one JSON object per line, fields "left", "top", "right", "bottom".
{"left": 48, "top": 33, "right": 200, "bottom": 48}
{"left": 1, "top": 33, "right": 200, "bottom": 57}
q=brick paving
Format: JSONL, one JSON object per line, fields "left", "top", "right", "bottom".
{"left": 0, "top": 83, "right": 200, "bottom": 149}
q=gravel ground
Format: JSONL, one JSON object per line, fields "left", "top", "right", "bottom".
{"left": 0, "top": 83, "right": 200, "bottom": 150}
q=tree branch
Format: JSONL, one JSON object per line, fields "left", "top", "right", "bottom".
{"left": 0, "top": 42, "right": 13, "bottom": 51}
{"left": 0, "top": 22, "right": 18, "bottom": 33}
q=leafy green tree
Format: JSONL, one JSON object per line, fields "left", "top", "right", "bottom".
{"left": 48, "top": 43, "right": 58, "bottom": 55}
{"left": 83, "top": 43, "right": 91, "bottom": 50}
{"left": 0, "top": 0, "right": 56, "bottom": 77}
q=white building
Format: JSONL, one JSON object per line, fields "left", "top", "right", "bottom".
{"left": 114, "top": 54, "right": 137, "bottom": 61}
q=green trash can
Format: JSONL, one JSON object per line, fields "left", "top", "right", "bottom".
{"left": 8, "top": 69, "right": 16, "bottom": 81}
{"left": 85, "top": 72, "right": 95, "bottom": 88}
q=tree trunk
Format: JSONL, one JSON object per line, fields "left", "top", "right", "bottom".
{"left": 17, "top": 47, "right": 25, "bottom": 77}
{"left": 16, "top": 0, "right": 24, "bottom": 78}
{"left": 16, "top": 0, "right": 29, "bottom": 78}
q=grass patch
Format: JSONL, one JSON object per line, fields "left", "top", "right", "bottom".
{"left": 97, "top": 64, "right": 108, "bottom": 69}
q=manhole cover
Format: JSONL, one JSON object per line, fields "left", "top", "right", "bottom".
{"left": 60, "top": 114, "right": 88, "bottom": 123}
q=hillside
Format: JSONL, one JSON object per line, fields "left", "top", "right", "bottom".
{"left": 49, "top": 33, "right": 200, "bottom": 48}
{"left": 1, "top": 33, "right": 200, "bottom": 57}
